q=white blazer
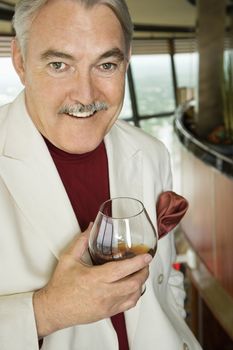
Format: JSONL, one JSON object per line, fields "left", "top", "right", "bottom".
{"left": 0, "top": 92, "right": 202, "bottom": 350}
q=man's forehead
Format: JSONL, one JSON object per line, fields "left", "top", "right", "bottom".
{"left": 30, "top": 1, "right": 124, "bottom": 40}
{"left": 37, "top": 0, "right": 118, "bottom": 20}
{"left": 26, "top": 2, "right": 128, "bottom": 58}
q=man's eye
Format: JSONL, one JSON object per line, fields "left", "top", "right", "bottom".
{"left": 100, "top": 63, "right": 117, "bottom": 71}
{"left": 49, "top": 62, "right": 67, "bottom": 71}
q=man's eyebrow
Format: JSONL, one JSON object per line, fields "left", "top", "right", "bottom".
{"left": 40, "top": 47, "right": 126, "bottom": 62}
{"left": 40, "top": 50, "right": 75, "bottom": 61}
{"left": 98, "top": 48, "right": 125, "bottom": 61}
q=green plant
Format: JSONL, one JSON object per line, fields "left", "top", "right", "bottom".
{"left": 222, "top": 49, "right": 233, "bottom": 143}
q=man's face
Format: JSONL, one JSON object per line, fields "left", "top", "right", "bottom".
{"left": 13, "top": 0, "right": 129, "bottom": 153}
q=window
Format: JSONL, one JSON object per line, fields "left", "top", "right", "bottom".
{"left": 0, "top": 57, "right": 23, "bottom": 106}
{"left": 130, "top": 54, "right": 176, "bottom": 117}
{"left": 119, "top": 78, "right": 132, "bottom": 119}
{"left": 174, "top": 52, "right": 199, "bottom": 88}
{"left": 174, "top": 52, "right": 199, "bottom": 103}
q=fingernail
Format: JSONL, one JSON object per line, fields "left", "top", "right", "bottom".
{"left": 144, "top": 254, "right": 153, "bottom": 263}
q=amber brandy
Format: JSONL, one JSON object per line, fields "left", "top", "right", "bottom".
{"left": 90, "top": 242, "right": 156, "bottom": 265}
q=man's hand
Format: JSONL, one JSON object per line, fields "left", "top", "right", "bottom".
{"left": 33, "top": 225, "right": 152, "bottom": 337}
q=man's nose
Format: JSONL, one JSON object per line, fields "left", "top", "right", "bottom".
{"left": 69, "top": 70, "right": 96, "bottom": 105}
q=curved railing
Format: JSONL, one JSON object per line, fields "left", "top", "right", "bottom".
{"left": 174, "top": 104, "right": 233, "bottom": 179}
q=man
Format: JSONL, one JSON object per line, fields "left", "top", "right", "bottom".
{"left": 0, "top": 0, "right": 202, "bottom": 349}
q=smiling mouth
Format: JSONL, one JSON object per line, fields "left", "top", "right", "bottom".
{"left": 66, "top": 110, "right": 97, "bottom": 119}
{"left": 59, "top": 102, "right": 108, "bottom": 119}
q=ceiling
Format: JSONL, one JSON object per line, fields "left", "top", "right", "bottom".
{"left": 0, "top": 0, "right": 232, "bottom": 36}
{"left": 127, "top": 0, "right": 196, "bottom": 27}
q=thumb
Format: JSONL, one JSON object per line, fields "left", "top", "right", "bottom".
{"left": 67, "top": 222, "right": 93, "bottom": 261}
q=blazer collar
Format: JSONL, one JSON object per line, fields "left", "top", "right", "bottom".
{"left": 105, "top": 121, "right": 143, "bottom": 201}
{"left": 2, "top": 92, "right": 40, "bottom": 160}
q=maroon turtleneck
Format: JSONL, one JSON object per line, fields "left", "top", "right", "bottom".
{"left": 44, "top": 138, "right": 129, "bottom": 350}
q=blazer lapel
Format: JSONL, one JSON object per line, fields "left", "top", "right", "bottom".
{"left": 0, "top": 93, "right": 81, "bottom": 260}
{"left": 105, "top": 122, "right": 143, "bottom": 200}
{"left": 104, "top": 122, "right": 144, "bottom": 347}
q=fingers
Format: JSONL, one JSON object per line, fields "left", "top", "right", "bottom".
{"left": 101, "top": 253, "right": 152, "bottom": 283}
{"left": 106, "top": 266, "right": 149, "bottom": 315}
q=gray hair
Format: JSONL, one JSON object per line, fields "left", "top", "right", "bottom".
{"left": 12, "top": 0, "right": 133, "bottom": 58}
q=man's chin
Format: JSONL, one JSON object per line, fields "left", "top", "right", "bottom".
{"left": 56, "top": 136, "right": 104, "bottom": 155}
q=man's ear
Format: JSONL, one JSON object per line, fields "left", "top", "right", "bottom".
{"left": 11, "top": 38, "right": 26, "bottom": 85}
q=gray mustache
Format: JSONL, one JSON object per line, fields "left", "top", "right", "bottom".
{"left": 59, "top": 102, "right": 108, "bottom": 115}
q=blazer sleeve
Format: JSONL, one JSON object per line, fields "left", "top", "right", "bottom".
{"left": 0, "top": 292, "right": 40, "bottom": 349}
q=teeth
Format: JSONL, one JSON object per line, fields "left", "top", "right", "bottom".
{"left": 68, "top": 111, "right": 95, "bottom": 118}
